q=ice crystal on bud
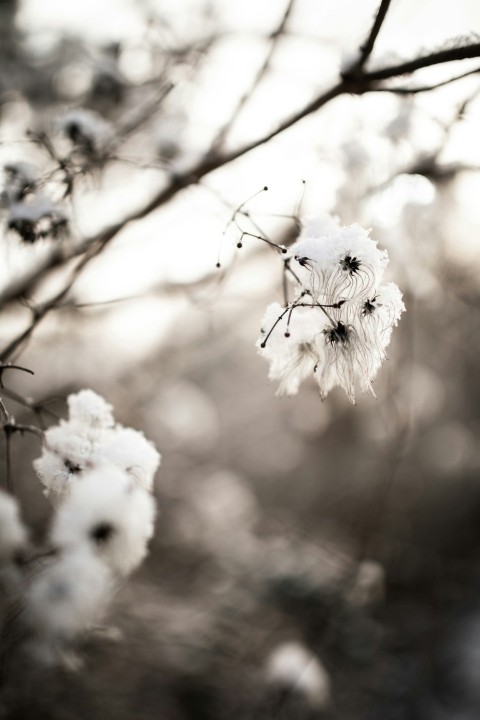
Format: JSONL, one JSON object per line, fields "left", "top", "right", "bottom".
{"left": 258, "top": 216, "right": 405, "bottom": 402}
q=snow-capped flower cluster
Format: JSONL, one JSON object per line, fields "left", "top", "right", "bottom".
{"left": 34, "top": 389, "right": 160, "bottom": 502}
{"left": 24, "top": 389, "right": 160, "bottom": 664}
{"left": 257, "top": 216, "right": 405, "bottom": 402}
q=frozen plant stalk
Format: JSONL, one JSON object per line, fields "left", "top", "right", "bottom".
{"left": 257, "top": 216, "right": 405, "bottom": 402}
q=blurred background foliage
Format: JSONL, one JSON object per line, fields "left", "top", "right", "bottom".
{"left": 2, "top": 0, "right": 480, "bottom": 718}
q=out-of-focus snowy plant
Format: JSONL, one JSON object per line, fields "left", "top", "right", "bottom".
{"left": 58, "top": 108, "right": 114, "bottom": 158}
{"left": 257, "top": 215, "right": 405, "bottom": 402}
{"left": 51, "top": 465, "right": 156, "bottom": 577}
{"left": 6, "top": 194, "right": 68, "bottom": 244}
{"left": 25, "top": 546, "right": 114, "bottom": 667}
{"left": 0, "top": 389, "right": 160, "bottom": 668}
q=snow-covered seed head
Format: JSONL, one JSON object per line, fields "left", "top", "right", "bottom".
{"left": 33, "top": 388, "right": 161, "bottom": 501}
{"left": 258, "top": 216, "right": 405, "bottom": 402}
{"left": 50, "top": 465, "right": 157, "bottom": 577}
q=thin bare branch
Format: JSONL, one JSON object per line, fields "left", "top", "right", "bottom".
{"left": 356, "top": 0, "right": 393, "bottom": 70}
{"left": 209, "top": 0, "right": 296, "bottom": 152}
{"left": 2, "top": 40, "right": 480, "bottom": 312}
{"left": 363, "top": 42, "right": 480, "bottom": 82}
{"left": 369, "top": 65, "right": 480, "bottom": 93}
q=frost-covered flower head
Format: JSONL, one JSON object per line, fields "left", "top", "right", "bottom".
{"left": 34, "top": 389, "right": 161, "bottom": 501}
{"left": 292, "top": 222, "right": 388, "bottom": 304}
{"left": 50, "top": 465, "right": 156, "bottom": 577}
{"left": 0, "top": 490, "right": 28, "bottom": 563}
{"left": 258, "top": 216, "right": 405, "bottom": 402}
{"left": 59, "top": 108, "right": 113, "bottom": 156}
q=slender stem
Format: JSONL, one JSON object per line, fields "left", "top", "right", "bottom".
{"left": 363, "top": 42, "right": 480, "bottom": 82}
{"left": 357, "top": 0, "right": 393, "bottom": 70}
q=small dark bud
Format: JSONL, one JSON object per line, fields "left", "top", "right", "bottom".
{"left": 237, "top": 242, "right": 243, "bottom": 248}
{"left": 263, "top": 186, "right": 268, "bottom": 191}
{"left": 260, "top": 341, "right": 266, "bottom": 348}
{"left": 216, "top": 262, "right": 221, "bottom": 268}
{"left": 281, "top": 248, "right": 287, "bottom": 254}
{"left": 284, "top": 331, "right": 290, "bottom": 338}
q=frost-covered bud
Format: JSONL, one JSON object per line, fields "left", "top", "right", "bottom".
{"left": 257, "top": 302, "right": 324, "bottom": 396}
{"left": 67, "top": 389, "right": 114, "bottom": 430}
{"left": 50, "top": 465, "right": 157, "bottom": 577}
{"left": 59, "top": 108, "right": 113, "bottom": 156}
{"left": 7, "top": 195, "right": 68, "bottom": 244}
{"left": 265, "top": 642, "right": 331, "bottom": 709}
{"left": 0, "top": 490, "right": 28, "bottom": 563}
{"left": 96, "top": 426, "right": 161, "bottom": 491}
{"left": 26, "top": 547, "right": 113, "bottom": 664}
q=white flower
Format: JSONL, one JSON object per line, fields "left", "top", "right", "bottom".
{"left": 0, "top": 491, "right": 28, "bottom": 563}
{"left": 50, "top": 465, "right": 157, "bottom": 577}
{"left": 26, "top": 546, "right": 113, "bottom": 661}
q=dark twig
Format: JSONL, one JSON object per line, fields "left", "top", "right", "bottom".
{"left": 363, "top": 42, "right": 480, "bottom": 82}
{"left": 355, "top": 0, "right": 393, "bottom": 71}
{"left": 370, "top": 65, "right": 480, "bottom": 93}
{"left": 209, "top": 0, "right": 296, "bottom": 152}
